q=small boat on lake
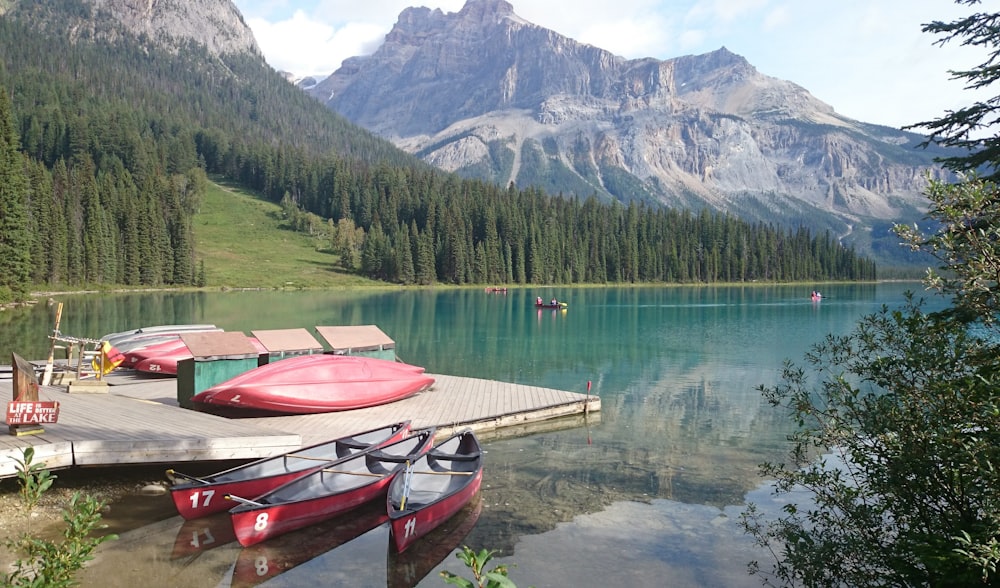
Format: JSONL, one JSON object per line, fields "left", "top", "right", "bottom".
{"left": 535, "top": 298, "right": 568, "bottom": 309}
{"left": 387, "top": 429, "right": 484, "bottom": 553}
{"left": 228, "top": 428, "right": 436, "bottom": 547}
{"left": 165, "top": 421, "right": 411, "bottom": 519}
{"left": 189, "top": 354, "right": 435, "bottom": 415}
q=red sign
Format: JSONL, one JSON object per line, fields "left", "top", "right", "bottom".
{"left": 7, "top": 401, "right": 60, "bottom": 425}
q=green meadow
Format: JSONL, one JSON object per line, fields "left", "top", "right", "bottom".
{"left": 194, "top": 180, "right": 381, "bottom": 290}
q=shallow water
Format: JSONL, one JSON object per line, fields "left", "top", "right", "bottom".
{"left": 2, "top": 283, "right": 935, "bottom": 587}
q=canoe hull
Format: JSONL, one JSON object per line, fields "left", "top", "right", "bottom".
{"left": 103, "top": 324, "right": 222, "bottom": 354}
{"left": 231, "top": 500, "right": 389, "bottom": 586}
{"left": 191, "top": 354, "right": 434, "bottom": 414}
{"left": 132, "top": 337, "right": 266, "bottom": 376}
{"left": 168, "top": 421, "right": 410, "bottom": 519}
{"left": 231, "top": 483, "right": 389, "bottom": 547}
{"left": 390, "top": 469, "right": 482, "bottom": 553}
{"left": 387, "top": 430, "right": 484, "bottom": 553}
{"left": 230, "top": 429, "right": 435, "bottom": 547}
{"left": 128, "top": 339, "right": 188, "bottom": 373}
{"left": 388, "top": 494, "right": 483, "bottom": 588}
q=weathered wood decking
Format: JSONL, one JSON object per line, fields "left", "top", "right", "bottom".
{"left": 0, "top": 370, "right": 600, "bottom": 479}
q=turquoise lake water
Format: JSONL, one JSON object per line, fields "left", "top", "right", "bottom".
{"left": 1, "top": 283, "right": 939, "bottom": 587}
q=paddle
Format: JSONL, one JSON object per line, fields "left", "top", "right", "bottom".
{"left": 413, "top": 471, "right": 475, "bottom": 476}
{"left": 225, "top": 494, "right": 264, "bottom": 507}
{"left": 320, "top": 468, "right": 384, "bottom": 477}
{"left": 165, "top": 469, "right": 210, "bottom": 485}
{"left": 400, "top": 460, "right": 413, "bottom": 510}
{"left": 284, "top": 453, "right": 338, "bottom": 462}
{"left": 41, "top": 302, "right": 63, "bottom": 386}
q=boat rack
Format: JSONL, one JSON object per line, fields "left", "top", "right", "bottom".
{"left": 45, "top": 332, "right": 108, "bottom": 387}
{"left": 37, "top": 302, "right": 110, "bottom": 389}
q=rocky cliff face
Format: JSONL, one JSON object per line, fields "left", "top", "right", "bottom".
{"left": 8, "top": 0, "right": 260, "bottom": 58}
{"left": 312, "top": 0, "right": 950, "bottom": 259}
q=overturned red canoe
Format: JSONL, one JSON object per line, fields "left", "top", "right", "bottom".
{"left": 190, "top": 354, "right": 434, "bottom": 415}
{"left": 103, "top": 324, "right": 223, "bottom": 355}
{"left": 122, "top": 338, "right": 188, "bottom": 370}
{"left": 130, "top": 337, "right": 267, "bottom": 375}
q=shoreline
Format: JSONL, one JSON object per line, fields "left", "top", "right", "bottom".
{"left": 0, "top": 465, "right": 171, "bottom": 570}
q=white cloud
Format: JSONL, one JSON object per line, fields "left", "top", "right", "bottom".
{"left": 232, "top": 0, "right": 994, "bottom": 132}
{"left": 246, "top": 11, "right": 385, "bottom": 76}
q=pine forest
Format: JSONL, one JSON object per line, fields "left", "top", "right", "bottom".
{"left": 0, "top": 1, "right": 875, "bottom": 301}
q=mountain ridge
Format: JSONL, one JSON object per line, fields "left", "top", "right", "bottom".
{"left": 310, "top": 0, "right": 951, "bottom": 263}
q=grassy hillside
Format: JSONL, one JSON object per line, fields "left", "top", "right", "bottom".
{"left": 194, "top": 180, "right": 381, "bottom": 289}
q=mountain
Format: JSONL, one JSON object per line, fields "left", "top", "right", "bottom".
{"left": 6, "top": 0, "right": 259, "bottom": 58}
{"left": 0, "top": 0, "right": 876, "bottom": 293}
{"left": 311, "top": 0, "right": 951, "bottom": 264}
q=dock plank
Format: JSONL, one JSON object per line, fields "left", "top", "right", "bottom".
{"left": 0, "top": 370, "right": 599, "bottom": 478}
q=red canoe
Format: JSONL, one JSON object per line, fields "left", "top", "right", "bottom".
{"left": 388, "top": 493, "right": 483, "bottom": 588}
{"left": 228, "top": 428, "right": 436, "bottom": 547}
{"left": 387, "top": 429, "right": 484, "bottom": 553}
{"left": 123, "top": 337, "right": 187, "bottom": 370}
{"left": 165, "top": 421, "right": 411, "bottom": 519}
{"left": 190, "top": 354, "right": 434, "bottom": 414}
{"left": 230, "top": 500, "right": 389, "bottom": 588}
{"left": 131, "top": 337, "right": 267, "bottom": 375}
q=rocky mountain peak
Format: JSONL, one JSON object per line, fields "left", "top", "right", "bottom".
{"left": 308, "top": 0, "right": 950, "bottom": 263}
{"left": 457, "top": 0, "right": 516, "bottom": 23}
{"left": 8, "top": 0, "right": 260, "bottom": 59}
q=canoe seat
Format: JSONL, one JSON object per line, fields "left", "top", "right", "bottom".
{"left": 428, "top": 450, "right": 480, "bottom": 462}
{"left": 367, "top": 450, "right": 412, "bottom": 463}
{"left": 401, "top": 490, "right": 439, "bottom": 508}
{"left": 338, "top": 438, "right": 373, "bottom": 450}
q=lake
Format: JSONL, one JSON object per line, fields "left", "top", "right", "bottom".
{"left": 0, "top": 283, "right": 934, "bottom": 587}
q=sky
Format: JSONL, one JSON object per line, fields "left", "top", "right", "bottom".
{"left": 231, "top": 0, "right": 992, "bottom": 133}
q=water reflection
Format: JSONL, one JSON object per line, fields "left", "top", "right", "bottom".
{"left": 172, "top": 513, "right": 237, "bottom": 560}
{"left": 388, "top": 495, "right": 483, "bottom": 588}
{"left": 8, "top": 284, "right": 932, "bottom": 586}
{"left": 231, "top": 501, "right": 388, "bottom": 587}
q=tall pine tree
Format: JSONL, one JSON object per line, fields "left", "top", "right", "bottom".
{"left": 0, "top": 88, "right": 31, "bottom": 301}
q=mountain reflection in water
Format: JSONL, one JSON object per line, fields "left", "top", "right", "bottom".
{"left": 15, "top": 284, "right": 933, "bottom": 587}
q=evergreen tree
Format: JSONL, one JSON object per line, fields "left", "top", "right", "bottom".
{"left": 415, "top": 226, "right": 436, "bottom": 285}
{"left": 0, "top": 88, "right": 32, "bottom": 300}
{"left": 907, "top": 0, "right": 1000, "bottom": 178}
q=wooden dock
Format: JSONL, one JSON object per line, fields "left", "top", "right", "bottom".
{"left": 0, "top": 370, "right": 600, "bottom": 479}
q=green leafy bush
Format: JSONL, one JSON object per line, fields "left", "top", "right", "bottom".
{"left": 13, "top": 447, "right": 56, "bottom": 511}
{"left": 441, "top": 546, "right": 525, "bottom": 588}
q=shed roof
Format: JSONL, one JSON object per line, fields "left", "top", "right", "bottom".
{"left": 250, "top": 328, "right": 323, "bottom": 353}
{"left": 314, "top": 325, "right": 395, "bottom": 352}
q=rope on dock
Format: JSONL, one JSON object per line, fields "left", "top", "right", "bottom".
{"left": 49, "top": 333, "right": 103, "bottom": 346}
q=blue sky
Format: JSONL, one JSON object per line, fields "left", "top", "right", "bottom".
{"left": 232, "top": 0, "right": 991, "bottom": 133}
